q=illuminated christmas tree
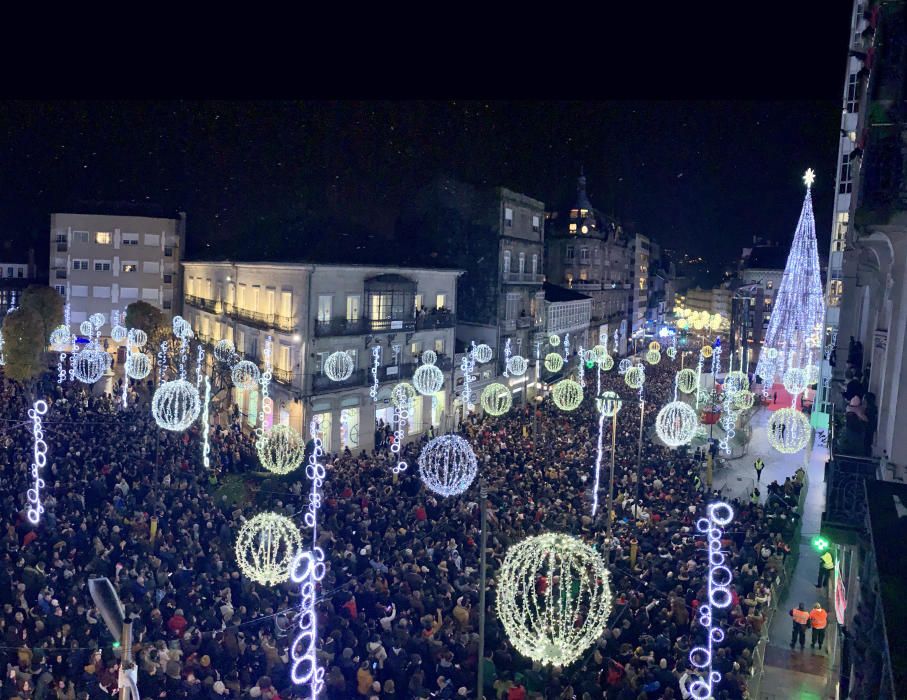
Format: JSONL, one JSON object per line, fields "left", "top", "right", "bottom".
{"left": 756, "top": 169, "right": 825, "bottom": 391}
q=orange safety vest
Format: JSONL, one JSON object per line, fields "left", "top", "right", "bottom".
{"left": 792, "top": 608, "right": 810, "bottom": 625}
{"left": 809, "top": 608, "right": 828, "bottom": 629}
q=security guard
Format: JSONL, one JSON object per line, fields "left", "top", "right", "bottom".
{"left": 817, "top": 549, "right": 834, "bottom": 588}
{"left": 754, "top": 457, "right": 765, "bottom": 483}
{"left": 750, "top": 487, "right": 760, "bottom": 506}
{"left": 693, "top": 473, "right": 702, "bottom": 492}
{"left": 809, "top": 603, "right": 828, "bottom": 650}
{"left": 790, "top": 602, "right": 810, "bottom": 650}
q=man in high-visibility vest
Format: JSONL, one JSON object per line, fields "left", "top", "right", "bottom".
{"left": 754, "top": 457, "right": 765, "bottom": 483}
{"left": 817, "top": 550, "right": 834, "bottom": 588}
{"left": 809, "top": 603, "right": 828, "bottom": 650}
{"left": 789, "top": 602, "right": 809, "bottom": 650}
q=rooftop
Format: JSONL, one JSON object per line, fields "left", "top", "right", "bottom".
{"left": 54, "top": 201, "right": 184, "bottom": 221}
{"left": 543, "top": 281, "right": 591, "bottom": 303}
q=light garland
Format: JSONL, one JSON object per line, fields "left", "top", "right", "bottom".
{"left": 235, "top": 512, "right": 303, "bottom": 586}
{"left": 257, "top": 424, "right": 305, "bottom": 474}
{"left": 125, "top": 352, "right": 151, "bottom": 380}
{"left": 259, "top": 336, "right": 273, "bottom": 430}
{"left": 805, "top": 363, "right": 820, "bottom": 386}
{"left": 599, "top": 353, "right": 614, "bottom": 372}
{"left": 49, "top": 325, "right": 70, "bottom": 349}
{"left": 724, "top": 370, "right": 749, "bottom": 394}
{"left": 503, "top": 337, "right": 512, "bottom": 377}
{"left": 214, "top": 338, "right": 235, "bottom": 363}
{"left": 72, "top": 346, "right": 110, "bottom": 384}
{"left": 577, "top": 344, "right": 586, "bottom": 387}
{"left": 158, "top": 340, "right": 168, "bottom": 385}
{"left": 202, "top": 376, "right": 211, "bottom": 468}
{"left": 110, "top": 325, "right": 127, "bottom": 343}
{"left": 121, "top": 355, "right": 129, "bottom": 409}
{"left": 89, "top": 312, "right": 106, "bottom": 329}
{"left": 413, "top": 363, "right": 444, "bottom": 395}
{"left": 646, "top": 349, "right": 661, "bottom": 365}
{"left": 592, "top": 391, "right": 622, "bottom": 517}
{"left": 481, "top": 382, "right": 512, "bottom": 416}
{"left": 417, "top": 434, "right": 478, "bottom": 496}
{"left": 544, "top": 352, "right": 564, "bottom": 373}
{"left": 152, "top": 379, "right": 201, "bottom": 431}
{"left": 656, "top": 401, "right": 699, "bottom": 448}
{"left": 232, "top": 360, "right": 261, "bottom": 390}
{"left": 497, "top": 533, "right": 612, "bottom": 667}
{"left": 591, "top": 344, "right": 608, "bottom": 363}
{"left": 701, "top": 346, "right": 713, "bottom": 359}
{"left": 460, "top": 351, "right": 476, "bottom": 411}
{"left": 324, "top": 351, "right": 354, "bottom": 382}
{"left": 552, "top": 379, "right": 583, "bottom": 411}
{"left": 563, "top": 332, "right": 570, "bottom": 360}
{"left": 618, "top": 358, "right": 632, "bottom": 375}
{"left": 507, "top": 355, "right": 528, "bottom": 376}
{"left": 733, "top": 390, "right": 755, "bottom": 411}
{"left": 783, "top": 367, "right": 807, "bottom": 396}
{"left": 289, "top": 547, "right": 326, "bottom": 694}
{"left": 767, "top": 407, "right": 811, "bottom": 453}
{"left": 390, "top": 395, "right": 410, "bottom": 474}
{"left": 305, "top": 419, "right": 326, "bottom": 530}
{"left": 392, "top": 382, "right": 416, "bottom": 407}
{"left": 473, "top": 343, "right": 493, "bottom": 364}
{"left": 677, "top": 368, "right": 698, "bottom": 394}
{"left": 421, "top": 349, "right": 437, "bottom": 365}
{"left": 369, "top": 345, "right": 381, "bottom": 401}
{"left": 196, "top": 343, "right": 206, "bottom": 389}
{"left": 624, "top": 365, "right": 645, "bottom": 390}
{"left": 172, "top": 315, "right": 192, "bottom": 339}
{"left": 26, "top": 400, "right": 48, "bottom": 525}
{"left": 549, "top": 334, "right": 560, "bottom": 347}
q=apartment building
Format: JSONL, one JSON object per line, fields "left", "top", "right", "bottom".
{"left": 0, "top": 249, "right": 38, "bottom": 315}
{"left": 182, "top": 260, "right": 462, "bottom": 453}
{"left": 50, "top": 209, "right": 185, "bottom": 331}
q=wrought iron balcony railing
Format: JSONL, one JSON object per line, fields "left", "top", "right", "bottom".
{"left": 312, "top": 368, "right": 367, "bottom": 393}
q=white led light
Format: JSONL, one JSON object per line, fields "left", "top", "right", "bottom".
{"left": 392, "top": 382, "right": 416, "bottom": 407}
{"left": 369, "top": 345, "right": 381, "bottom": 401}
{"left": 805, "top": 363, "right": 820, "bottom": 386}
{"left": 417, "top": 434, "right": 478, "bottom": 497}
{"left": 172, "top": 315, "right": 192, "bottom": 339}
{"left": 421, "top": 349, "right": 437, "bottom": 366}
{"left": 460, "top": 352, "right": 476, "bottom": 411}
{"left": 667, "top": 346, "right": 677, "bottom": 359}
{"left": 125, "top": 352, "right": 151, "bottom": 380}
{"left": 596, "top": 390, "right": 623, "bottom": 417}
{"left": 257, "top": 424, "right": 305, "bottom": 475}
{"left": 481, "top": 382, "right": 512, "bottom": 416}
{"left": 289, "top": 548, "right": 326, "bottom": 693}
{"left": 79, "top": 321, "right": 94, "bottom": 336}
{"left": 649, "top": 341, "right": 661, "bottom": 352}
{"left": 733, "top": 390, "right": 755, "bottom": 411}
{"left": 323, "top": 351, "right": 354, "bottom": 382}
{"left": 724, "top": 370, "right": 749, "bottom": 394}
{"left": 473, "top": 343, "right": 493, "bottom": 364}
{"left": 552, "top": 379, "right": 583, "bottom": 411}
{"left": 497, "top": 533, "right": 612, "bottom": 667}
{"left": 72, "top": 346, "right": 111, "bottom": 384}
{"left": 413, "top": 363, "right": 444, "bottom": 395}
{"left": 767, "top": 407, "right": 811, "bottom": 454}
{"left": 646, "top": 349, "right": 661, "bottom": 365}
{"left": 49, "top": 325, "right": 70, "bottom": 349}
{"left": 624, "top": 365, "right": 645, "bottom": 390}
{"left": 214, "top": 338, "right": 235, "bottom": 363}
{"left": 676, "top": 369, "right": 698, "bottom": 394}
{"left": 544, "top": 353, "right": 564, "bottom": 373}
{"left": 549, "top": 334, "right": 560, "bottom": 347}
{"left": 110, "top": 325, "right": 127, "bottom": 343}
{"left": 26, "top": 400, "right": 48, "bottom": 525}
{"left": 507, "top": 355, "right": 528, "bottom": 376}
{"left": 618, "top": 358, "right": 632, "bottom": 375}
{"left": 127, "top": 328, "right": 147, "bottom": 348}
{"left": 783, "top": 367, "right": 807, "bottom": 396}
{"left": 152, "top": 379, "right": 201, "bottom": 431}
{"left": 88, "top": 313, "right": 106, "bottom": 328}
{"left": 656, "top": 400, "right": 699, "bottom": 448}
{"left": 232, "top": 360, "right": 261, "bottom": 390}
{"left": 235, "top": 512, "right": 303, "bottom": 586}
{"left": 202, "top": 376, "right": 211, "bottom": 468}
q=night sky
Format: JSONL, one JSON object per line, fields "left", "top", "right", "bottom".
{"left": 0, "top": 4, "right": 854, "bottom": 277}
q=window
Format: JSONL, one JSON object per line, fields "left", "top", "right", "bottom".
{"left": 164, "top": 246, "right": 173, "bottom": 257}
{"left": 532, "top": 254, "right": 538, "bottom": 275}
{"left": 121, "top": 263, "right": 137, "bottom": 273}
{"left": 434, "top": 338, "right": 445, "bottom": 354}
{"left": 845, "top": 72, "right": 860, "bottom": 113}
{"left": 143, "top": 288, "right": 158, "bottom": 301}
{"left": 54, "top": 285, "right": 65, "bottom": 296}
{"left": 504, "top": 207, "right": 513, "bottom": 227}
{"left": 532, "top": 215, "right": 540, "bottom": 232}
{"left": 317, "top": 295, "right": 332, "bottom": 322}
{"left": 346, "top": 294, "right": 360, "bottom": 321}
{"left": 829, "top": 280, "right": 844, "bottom": 307}
{"left": 436, "top": 293, "right": 447, "bottom": 310}
{"left": 144, "top": 234, "right": 160, "bottom": 247}
{"left": 97, "top": 260, "right": 113, "bottom": 272}
{"left": 518, "top": 252, "right": 525, "bottom": 273}
{"left": 280, "top": 290, "right": 293, "bottom": 318}
{"left": 120, "top": 288, "right": 138, "bottom": 299}
{"left": 414, "top": 293, "right": 424, "bottom": 313}
{"left": 579, "top": 270, "right": 588, "bottom": 281}
{"left": 16, "top": 268, "right": 23, "bottom": 278}
{"left": 505, "top": 293, "right": 519, "bottom": 320}
{"left": 833, "top": 212, "right": 848, "bottom": 252}
{"left": 163, "top": 274, "right": 173, "bottom": 284}
{"left": 767, "top": 280, "right": 773, "bottom": 290}
{"left": 278, "top": 345, "right": 291, "bottom": 372}
{"left": 72, "top": 259, "right": 88, "bottom": 270}
{"left": 121, "top": 233, "right": 139, "bottom": 246}
{"left": 580, "top": 248, "right": 590, "bottom": 263}
{"left": 839, "top": 154, "right": 853, "bottom": 194}
{"left": 143, "top": 261, "right": 160, "bottom": 274}
{"left": 6, "top": 267, "right": 13, "bottom": 277}
{"left": 565, "top": 246, "right": 575, "bottom": 260}
{"left": 93, "top": 286, "right": 111, "bottom": 298}
{"left": 71, "top": 285, "right": 88, "bottom": 297}
{"left": 237, "top": 284, "right": 246, "bottom": 309}
{"left": 73, "top": 231, "right": 89, "bottom": 244}
{"left": 569, "top": 223, "right": 577, "bottom": 233}
{"left": 411, "top": 341, "right": 423, "bottom": 356}
{"left": 163, "top": 298, "right": 172, "bottom": 310}
{"left": 95, "top": 232, "right": 111, "bottom": 245}
{"left": 503, "top": 250, "right": 511, "bottom": 274}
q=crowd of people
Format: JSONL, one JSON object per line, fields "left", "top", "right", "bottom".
{"left": 0, "top": 348, "right": 803, "bottom": 700}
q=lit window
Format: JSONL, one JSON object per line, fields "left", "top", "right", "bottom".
{"left": 532, "top": 215, "right": 540, "bottom": 232}
{"left": 122, "top": 264, "right": 137, "bottom": 273}
{"left": 436, "top": 293, "right": 447, "bottom": 309}
{"left": 767, "top": 280, "right": 773, "bottom": 290}
{"left": 579, "top": 270, "right": 588, "bottom": 281}
{"left": 569, "top": 223, "right": 577, "bottom": 233}
{"left": 95, "top": 232, "right": 111, "bottom": 245}
{"left": 504, "top": 207, "right": 513, "bottom": 227}
{"left": 581, "top": 225, "right": 588, "bottom": 234}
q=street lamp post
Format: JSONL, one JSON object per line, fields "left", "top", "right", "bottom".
{"left": 605, "top": 410, "right": 619, "bottom": 559}
{"left": 476, "top": 481, "right": 489, "bottom": 700}
{"left": 634, "top": 394, "right": 645, "bottom": 526}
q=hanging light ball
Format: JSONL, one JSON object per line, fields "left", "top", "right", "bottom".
{"left": 421, "top": 349, "right": 437, "bottom": 366}
{"left": 624, "top": 366, "right": 645, "bottom": 390}
{"left": 733, "top": 390, "right": 755, "bottom": 411}
{"left": 596, "top": 390, "right": 623, "bottom": 417}
{"left": 507, "top": 355, "right": 528, "bottom": 376}
{"left": 79, "top": 321, "right": 94, "bottom": 336}
{"left": 88, "top": 313, "right": 106, "bottom": 328}
{"left": 544, "top": 353, "right": 564, "bottom": 373}
{"left": 473, "top": 344, "right": 493, "bottom": 364}
{"left": 392, "top": 382, "right": 416, "bottom": 408}
{"left": 323, "top": 351, "right": 354, "bottom": 382}
{"left": 235, "top": 512, "right": 303, "bottom": 586}
{"left": 645, "top": 349, "right": 661, "bottom": 365}
{"left": 782, "top": 367, "right": 807, "bottom": 396}
{"left": 214, "top": 339, "right": 236, "bottom": 363}
{"left": 125, "top": 351, "right": 152, "bottom": 380}
{"left": 765, "top": 347, "right": 779, "bottom": 360}
{"left": 618, "top": 359, "right": 632, "bottom": 374}
{"left": 127, "top": 328, "right": 148, "bottom": 348}
{"left": 497, "top": 533, "right": 612, "bottom": 667}
{"left": 49, "top": 325, "right": 70, "bottom": 349}
{"left": 676, "top": 369, "right": 698, "bottom": 394}
{"left": 655, "top": 401, "right": 699, "bottom": 448}
{"left": 805, "top": 335, "right": 819, "bottom": 350}
{"left": 110, "top": 325, "right": 127, "bottom": 343}
{"left": 152, "top": 379, "right": 201, "bottom": 431}
{"left": 172, "top": 315, "right": 192, "bottom": 339}
{"left": 648, "top": 341, "right": 661, "bottom": 352}
{"left": 767, "top": 408, "right": 811, "bottom": 454}
{"left": 599, "top": 353, "right": 615, "bottom": 371}
{"left": 549, "top": 334, "right": 560, "bottom": 347}
{"left": 701, "top": 346, "right": 713, "bottom": 359}
{"left": 256, "top": 424, "right": 305, "bottom": 475}
{"left": 413, "top": 364, "right": 445, "bottom": 395}
{"left": 232, "top": 360, "right": 261, "bottom": 390}
{"left": 666, "top": 346, "right": 677, "bottom": 360}
{"left": 481, "top": 383, "right": 512, "bottom": 416}
{"left": 552, "top": 379, "right": 583, "bottom": 411}
{"left": 72, "top": 346, "right": 111, "bottom": 383}
{"left": 724, "top": 370, "right": 749, "bottom": 394}
{"left": 805, "top": 364, "right": 820, "bottom": 386}
{"left": 417, "top": 434, "right": 478, "bottom": 497}
{"left": 591, "top": 345, "right": 608, "bottom": 363}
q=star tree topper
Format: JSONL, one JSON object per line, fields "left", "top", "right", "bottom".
{"left": 803, "top": 168, "right": 816, "bottom": 189}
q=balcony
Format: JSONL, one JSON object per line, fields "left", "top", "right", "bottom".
{"left": 272, "top": 367, "right": 294, "bottom": 386}
{"left": 56, "top": 242, "right": 68, "bottom": 252}
{"left": 516, "top": 317, "right": 532, "bottom": 329}
{"left": 312, "top": 368, "right": 367, "bottom": 393}
{"left": 822, "top": 454, "right": 878, "bottom": 540}
{"left": 184, "top": 294, "right": 219, "bottom": 313}
{"left": 315, "top": 317, "right": 417, "bottom": 337}
{"left": 572, "top": 282, "right": 602, "bottom": 291}
{"left": 275, "top": 315, "right": 296, "bottom": 333}
{"left": 502, "top": 319, "right": 516, "bottom": 332}
{"left": 415, "top": 311, "right": 455, "bottom": 331}
{"left": 54, "top": 269, "right": 67, "bottom": 280}
{"left": 502, "top": 271, "right": 544, "bottom": 285}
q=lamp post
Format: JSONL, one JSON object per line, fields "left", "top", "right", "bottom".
{"left": 476, "top": 480, "right": 489, "bottom": 700}
{"left": 605, "top": 408, "right": 619, "bottom": 559}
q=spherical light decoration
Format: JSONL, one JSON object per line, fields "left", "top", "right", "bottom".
{"left": 655, "top": 401, "right": 699, "bottom": 448}
{"left": 497, "top": 533, "right": 612, "bottom": 668}
{"left": 232, "top": 360, "right": 262, "bottom": 390}
{"left": 473, "top": 343, "right": 493, "bottom": 364}
{"left": 765, "top": 347, "right": 779, "bottom": 360}
{"left": 552, "top": 379, "right": 583, "bottom": 411}
{"left": 618, "top": 358, "right": 632, "bottom": 374}
{"left": 413, "top": 364, "right": 444, "bottom": 395}
{"left": 677, "top": 368, "right": 698, "bottom": 394}
{"left": 256, "top": 424, "right": 305, "bottom": 475}
{"left": 724, "top": 370, "right": 749, "bottom": 394}
{"left": 805, "top": 363, "right": 820, "bottom": 386}
{"left": 782, "top": 367, "right": 807, "bottom": 396}
{"left": 646, "top": 349, "right": 661, "bottom": 365}
{"left": 172, "top": 315, "right": 192, "bottom": 339}
{"left": 649, "top": 341, "right": 661, "bottom": 352}
{"left": 125, "top": 351, "right": 152, "bottom": 380}
{"left": 79, "top": 321, "right": 94, "bottom": 336}
{"left": 666, "top": 346, "right": 677, "bottom": 359}
{"left": 88, "top": 313, "right": 106, "bottom": 328}
{"left": 767, "top": 407, "right": 811, "bottom": 454}
{"left": 596, "top": 390, "right": 623, "bottom": 417}
{"left": 417, "top": 434, "right": 478, "bottom": 497}
{"left": 624, "top": 366, "right": 645, "bottom": 390}
{"left": 591, "top": 345, "right": 608, "bottom": 363}
{"left": 692, "top": 317, "right": 705, "bottom": 330}
{"left": 392, "top": 382, "right": 416, "bottom": 407}
{"left": 127, "top": 328, "right": 147, "bottom": 348}
{"left": 152, "top": 379, "right": 201, "bottom": 431}
{"left": 49, "top": 325, "right": 70, "bottom": 349}
{"left": 701, "top": 346, "right": 713, "bottom": 359}
{"left": 733, "top": 390, "right": 755, "bottom": 411}
{"left": 72, "top": 347, "right": 111, "bottom": 384}
{"left": 599, "top": 353, "right": 615, "bottom": 371}
{"left": 110, "top": 325, "right": 127, "bottom": 343}
{"left": 323, "top": 351, "right": 354, "bottom": 382}
{"left": 421, "top": 349, "right": 437, "bottom": 366}
{"left": 805, "top": 335, "right": 819, "bottom": 349}
{"left": 235, "top": 512, "right": 303, "bottom": 586}
{"left": 481, "top": 383, "right": 512, "bottom": 416}
{"left": 549, "top": 334, "right": 560, "bottom": 347}
{"left": 214, "top": 338, "right": 235, "bottom": 363}
{"left": 544, "top": 353, "right": 564, "bottom": 373}
{"left": 507, "top": 355, "right": 528, "bottom": 376}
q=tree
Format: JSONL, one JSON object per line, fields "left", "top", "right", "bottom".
{"left": 18, "top": 286, "right": 63, "bottom": 349}
{"left": 125, "top": 301, "right": 168, "bottom": 350}
{"left": 2, "top": 307, "right": 45, "bottom": 386}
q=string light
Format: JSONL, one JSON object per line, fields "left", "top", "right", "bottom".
{"left": 805, "top": 363, "right": 820, "bottom": 386}
{"left": 503, "top": 338, "right": 512, "bottom": 377}
{"left": 152, "top": 379, "right": 201, "bottom": 431}
{"left": 667, "top": 346, "right": 677, "bottom": 360}
{"left": 591, "top": 345, "right": 608, "bottom": 363}
{"left": 390, "top": 395, "right": 410, "bottom": 474}
{"left": 473, "top": 343, "right": 493, "bottom": 364}
{"left": 552, "top": 379, "right": 583, "bottom": 411}
{"left": 323, "top": 351, "right": 354, "bottom": 382}
{"left": 724, "top": 370, "right": 749, "bottom": 394}
{"left": 392, "top": 382, "right": 416, "bottom": 407}
{"left": 413, "top": 363, "right": 444, "bottom": 395}
{"left": 481, "top": 383, "right": 512, "bottom": 416}
{"left": 701, "top": 346, "right": 713, "bottom": 359}
{"left": 172, "top": 315, "right": 192, "bottom": 340}
{"left": 289, "top": 548, "right": 326, "bottom": 695}
{"left": 655, "top": 401, "right": 698, "bottom": 447}
{"left": 733, "top": 390, "right": 755, "bottom": 411}
{"left": 196, "top": 344, "right": 206, "bottom": 389}
{"left": 649, "top": 341, "right": 661, "bottom": 352}
{"left": 158, "top": 340, "right": 168, "bottom": 385}
{"left": 72, "top": 346, "right": 110, "bottom": 384}
{"left": 88, "top": 313, "right": 106, "bottom": 329}
{"left": 214, "top": 339, "right": 235, "bottom": 363}
{"left": 121, "top": 357, "right": 129, "bottom": 409}
{"left": 549, "top": 334, "right": 560, "bottom": 347}
{"left": 125, "top": 352, "right": 151, "bottom": 380}
{"left": 235, "top": 512, "right": 303, "bottom": 586}
{"left": 497, "top": 533, "right": 612, "bottom": 667}
{"left": 599, "top": 353, "right": 614, "bottom": 372}
{"left": 544, "top": 353, "right": 564, "bottom": 373}
{"left": 592, "top": 391, "right": 622, "bottom": 517}
{"left": 128, "top": 328, "right": 147, "bottom": 348}
{"left": 783, "top": 367, "right": 807, "bottom": 396}
{"left": 507, "top": 355, "right": 528, "bottom": 376}
{"left": 676, "top": 369, "right": 698, "bottom": 394}
{"left": 369, "top": 345, "right": 381, "bottom": 402}
{"left": 421, "top": 349, "right": 437, "bottom": 365}
{"left": 577, "top": 345, "right": 586, "bottom": 387}
{"left": 767, "top": 408, "right": 811, "bottom": 454}
{"left": 688, "top": 502, "right": 735, "bottom": 700}
{"left": 259, "top": 336, "right": 273, "bottom": 430}
{"left": 232, "top": 360, "right": 261, "bottom": 390}
{"left": 460, "top": 351, "right": 476, "bottom": 412}
{"left": 49, "top": 325, "right": 69, "bottom": 349}
{"left": 618, "top": 358, "right": 632, "bottom": 375}
{"left": 305, "top": 418, "right": 326, "bottom": 531}
{"left": 26, "top": 400, "right": 48, "bottom": 525}
{"left": 257, "top": 424, "right": 305, "bottom": 474}
{"left": 202, "top": 376, "right": 211, "bottom": 468}
{"left": 417, "top": 434, "right": 478, "bottom": 497}
{"left": 79, "top": 321, "right": 93, "bottom": 336}
{"left": 563, "top": 333, "right": 570, "bottom": 360}
{"left": 646, "top": 349, "right": 661, "bottom": 365}
{"left": 110, "top": 325, "right": 127, "bottom": 343}
{"left": 625, "top": 365, "right": 645, "bottom": 390}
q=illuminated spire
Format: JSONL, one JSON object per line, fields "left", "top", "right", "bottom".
{"left": 803, "top": 168, "right": 816, "bottom": 189}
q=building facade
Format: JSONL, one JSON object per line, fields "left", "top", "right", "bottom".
{"left": 0, "top": 250, "right": 38, "bottom": 315}
{"left": 182, "top": 261, "right": 461, "bottom": 454}
{"left": 50, "top": 211, "right": 185, "bottom": 331}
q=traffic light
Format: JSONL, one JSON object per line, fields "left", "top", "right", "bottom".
{"left": 112, "top": 641, "right": 121, "bottom": 649}
{"left": 811, "top": 535, "right": 830, "bottom": 553}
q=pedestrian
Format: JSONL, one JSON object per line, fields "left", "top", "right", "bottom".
{"left": 809, "top": 603, "right": 828, "bottom": 650}
{"left": 789, "top": 603, "right": 809, "bottom": 650}
{"left": 817, "top": 548, "right": 834, "bottom": 588}
{"left": 773, "top": 391, "right": 778, "bottom": 404}
{"left": 754, "top": 457, "right": 765, "bottom": 483}
{"left": 750, "top": 487, "right": 760, "bottom": 506}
